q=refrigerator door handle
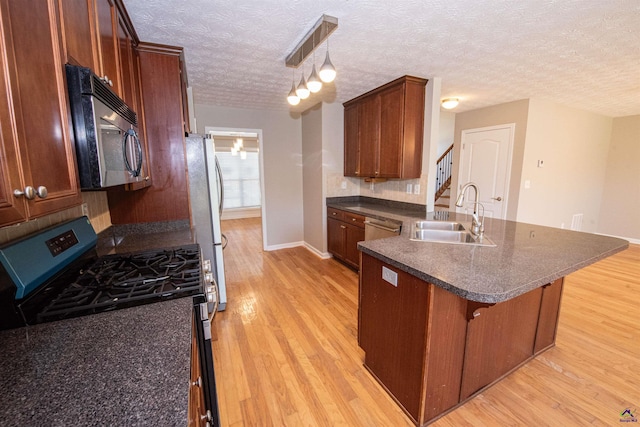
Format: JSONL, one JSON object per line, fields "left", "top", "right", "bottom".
{"left": 214, "top": 155, "right": 224, "bottom": 215}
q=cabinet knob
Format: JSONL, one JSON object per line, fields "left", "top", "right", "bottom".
{"left": 340, "top": 225, "right": 346, "bottom": 229}
{"left": 191, "top": 376, "right": 202, "bottom": 387}
{"left": 35, "top": 186, "right": 48, "bottom": 199}
{"left": 13, "top": 186, "right": 36, "bottom": 200}
{"left": 332, "top": 212, "right": 337, "bottom": 216}
{"left": 352, "top": 218, "right": 356, "bottom": 221}
{"left": 201, "top": 410, "right": 212, "bottom": 422}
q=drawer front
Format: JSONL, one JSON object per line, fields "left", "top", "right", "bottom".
{"left": 327, "top": 207, "right": 345, "bottom": 222}
{"left": 344, "top": 212, "right": 366, "bottom": 228}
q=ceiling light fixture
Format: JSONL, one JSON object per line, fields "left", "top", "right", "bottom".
{"left": 319, "top": 41, "right": 336, "bottom": 83}
{"left": 307, "top": 53, "right": 322, "bottom": 93}
{"left": 296, "top": 66, "right": 310, "bottom": 100}
{"left": 287, "top": 70, "right": 300, "bottom": 106}
{"left": 441, "top": 98, "right": 459, "bottom": 109}
{"left": 285, "top": 15, "right": 338, "bottom": 105}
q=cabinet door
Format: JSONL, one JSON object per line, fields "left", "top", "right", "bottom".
{"left": 327, "top": 217, "right": 345, "bottom": 259}
{"left": 0, "top": 10, "right": 27, "bottom": 225}
{"left": 359, "top": 254, "right": 430, "bottom": 421}
{"left": 57, "top": 0, "right": 97, "bottom": 69}
{"left": 343, "top": 103, "right": 359, "bottom": 176}
{"left": 357, "top": 95, "right": 379, "bottom": 177}
{"left": 116, "top": 12, "right": 134, "bottom": 109}
{"left": 344, "top": 223, "right": 364, "bottom": 269}
{"left": 1, "top": 0, "right": 81, "bottom": 219}
{"left": 378, "top": 84, "right": 404, "bottom": 177}
{"left": 95, "top": 0, "right": 120, "bottom": 94}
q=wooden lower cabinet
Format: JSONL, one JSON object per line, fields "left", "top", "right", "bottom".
{"left": 359, "top": 253, "right": 564, "bottom": 425}
{"left": 327, "top": 208, "right": 365, "bottom": 269}
{"left": 188, "top": 313, "right": 207, "bottom": 426}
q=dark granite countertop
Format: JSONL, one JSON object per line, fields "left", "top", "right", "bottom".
{"left": 327, "top": 197, "right": 629, "bottom": 303}
{"left": 0, "top": 297, "right": 192, "bottom": 426}
{"left": 96, "top": 220, "right": 194, "bottom": 256}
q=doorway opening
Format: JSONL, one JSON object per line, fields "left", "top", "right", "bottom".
{"left": 205, "top": 126, "right": 267, "bottom": 251}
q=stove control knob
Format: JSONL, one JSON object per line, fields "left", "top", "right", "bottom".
{"left": 204, "top": 273, "right": 214, "bottom": 284}
{"left": 202, "top": 260, "right": 212, "bottom": 274}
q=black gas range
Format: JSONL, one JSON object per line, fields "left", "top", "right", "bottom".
{"left": 0, "top": 217, "right": 208, "bottom": 330}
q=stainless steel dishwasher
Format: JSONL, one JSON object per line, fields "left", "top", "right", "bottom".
{"left": 364, "top": 217, "right": 402, "bottom": 240}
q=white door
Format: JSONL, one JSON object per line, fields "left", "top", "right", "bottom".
{"left": 457, "top": 124, "right": 514, "bottom": 219}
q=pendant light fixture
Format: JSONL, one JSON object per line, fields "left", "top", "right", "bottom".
{"left": 296, "top": 64, "right": 310, "bottom": 100}
{"left": 287, "top": 71, "right": 300, "bottom": 106}
{"left": 319, "top": 40, "right": 336, "bottom": 83}
{"left": 284, "top": 15, "right": 338, "bottom": 106}
{"left": 307, "top": 52, "right": 323, "bottom": 93}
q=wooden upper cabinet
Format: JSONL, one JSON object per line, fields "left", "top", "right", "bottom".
{"left": 357, "top": 95, "right": 380, "bottom": 177}
{"left": 0, "top": 0, "right": 81, "bottom": 226}
{"left": 95, "top": 0, "right": 120, "bottom": 95}
{"left": 343, "top": 103, "right": 359, "bottom": 176}
{"left": 57, "top": 0, "right": 98, "bottom": 69}
{"left": 343, "top": 76, "right": 427, "bottom": 179}
{"left": 116, "top": 13, "right": 134, "bottom": 108}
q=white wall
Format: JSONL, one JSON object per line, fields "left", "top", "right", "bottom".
{"left": 194, "top": 104, "right": 304, "bottom": 248}
{"left": 301, "top": 104, "right": 325, "bottom": 254}
{"left": 452, "top": 99, "right": 530, "bottom": 219}
{"left": 597, "top": 115, "right": 640, "bottom": 241}
{"left": 516, "top": 98, "right": 612, "bottom": 232}
{"left": 438, "top": 111, "right": 455, "bottom": 157}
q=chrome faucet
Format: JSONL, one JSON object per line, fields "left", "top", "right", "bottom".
{"left": 455, "top": 182, "right": 484, "bottom": 237}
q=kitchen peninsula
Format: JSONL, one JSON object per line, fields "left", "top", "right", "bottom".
{"left": 328, "top": 198, "right": 629, "bottom": 426}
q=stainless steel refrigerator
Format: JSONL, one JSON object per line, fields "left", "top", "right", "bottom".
{"left": 186, "top": 134, "right": 227, "bottom": 311}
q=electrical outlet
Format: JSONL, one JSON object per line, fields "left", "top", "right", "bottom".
{"left": 406, "top": 184, "right": 412, "bottom": 194}
{"left": 414, "top": 184, "right": 420, "bottom": 194}
{"left": 81, "top": 203, "right": 89, "bottom": 217}
{"left": 524, "top": 180, "right": 531, "bottom": 189}
{"left": 382, "top": 266, "right": 398, "bottom": 287}
{"left": 341, "top": 180, "right": 347, "bottom": 189}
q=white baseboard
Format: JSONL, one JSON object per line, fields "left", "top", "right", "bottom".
{"left": 596, "top": 232, "right": 640, "bottom": 245}
{"left": 264, "top": 241, "right": 305, "bottom": 251}
{"left": 221, "top": 207, "right": 261, "bottom": 220}
{"left": 303, "top": 242, "right": 331, "bottom": 259}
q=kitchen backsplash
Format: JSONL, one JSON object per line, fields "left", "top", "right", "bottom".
{"left": 0, "top": 191, "right": 112, "bottom": 245}
{"left": 325, "top": 171, "right": 429, "bottom": 204}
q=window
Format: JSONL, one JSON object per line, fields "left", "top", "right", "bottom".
{"left": 216, "top": 151, "right": 261, "bottom": 209}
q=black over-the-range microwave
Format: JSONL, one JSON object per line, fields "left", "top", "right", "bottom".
{"left": 65, "top": 64, "right": 148, "bottom": 189}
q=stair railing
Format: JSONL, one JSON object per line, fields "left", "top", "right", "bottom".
{"left": 435, "top": 144, "right": 453, "bottom": 201}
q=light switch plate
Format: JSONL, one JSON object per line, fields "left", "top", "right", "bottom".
{"left": 382, "top": 266, "right": 398, "bottom": 287}
{"left": 414, "top": 184, "right": 420, "bottom": 194}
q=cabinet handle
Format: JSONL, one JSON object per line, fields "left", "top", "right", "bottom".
{"left": 35, "top": 186, "right": 48, "bottom": 199}
{"left": 201, "top": 410, "right": 212, "bottom": 422}
{"left": 13, "top": 186, "right": 36, "bottom": 200}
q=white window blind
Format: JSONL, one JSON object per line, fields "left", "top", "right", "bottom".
{"left": 216, "top": 152, "right": 261, "bottom": 209}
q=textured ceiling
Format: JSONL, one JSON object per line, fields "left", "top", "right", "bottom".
{"left": 123, "top": 0, "right": 640, "bottom": 117}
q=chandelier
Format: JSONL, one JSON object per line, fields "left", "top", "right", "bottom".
{"left": 285, "top": 15, "right": 338, "bottom": 106}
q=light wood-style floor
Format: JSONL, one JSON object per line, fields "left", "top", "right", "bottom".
{"left": 212, "top": 217, "right": 640, "bottom": 426}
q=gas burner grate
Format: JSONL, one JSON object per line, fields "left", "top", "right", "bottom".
{"left": 34, "top": 245, "right": 203, "bottom": 323}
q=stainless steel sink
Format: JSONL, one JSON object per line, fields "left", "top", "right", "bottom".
{"left": 414, "top": 220, "right": 465, "bottom": 231}
{"left": 410, "top": 221, "right": 496, "bottom": 247}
